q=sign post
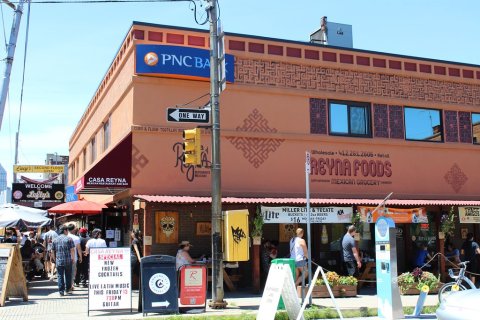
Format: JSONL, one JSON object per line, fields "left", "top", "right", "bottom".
{"left": 88, "top": 247, "right": 132, "bottom": 316}
{"left": 305, "top": 151, "right": 312, "bottom": 305}
{"left": 0, "top": 244, "right": 28, "bottom": 307}
{"left": 167, "top": 108, "right": 210, "bottom": 124}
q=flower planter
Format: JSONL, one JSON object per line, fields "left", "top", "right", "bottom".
{"left": 297, "top": 285, "right": 357, "bottom": 298}
{"left": 399, "top": 283, "right": 441, "bottom": 295}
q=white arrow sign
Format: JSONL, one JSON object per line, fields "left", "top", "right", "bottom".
{"left": 167, "top": 108, "right": 210, "bottom": 124}
{"left": 152, "top": 300, "right": 170, "bottom": 308}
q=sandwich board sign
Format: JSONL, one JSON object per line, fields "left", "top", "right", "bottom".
{"left": 0, "top": 244, "right": 28, "bottom": 307}
{"left": 257, "top": 264, "right": 304, "bottom": 320}
{"left": 88, "top": 247, "right": 132, "bottom": 315}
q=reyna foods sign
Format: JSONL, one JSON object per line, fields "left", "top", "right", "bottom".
{"left": 135, "top": 44, "right": 235, "bottom": 82}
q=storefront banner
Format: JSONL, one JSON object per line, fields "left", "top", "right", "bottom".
{"left": 358, "top": 206, "right": 427, "bottom": 224}
{"left": 459, "top": 207, "right": 480, "bottom": 223}
{"left": 88, "top": 247, "right": 131, "bottom": 311}
{"left": 261, "top": 206, "right": 353, "bottom": 224}
{"left": 12, "top": 183, "right": 64, "bottom": 202}
{"left": 136, "top": 44, "right": 235, "bottom": 83}
{"left": 13, "top": 165, "right": 64, "bottom": 173}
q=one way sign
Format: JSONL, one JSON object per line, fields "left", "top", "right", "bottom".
{"left": 167, "top": 108, "right": 210, "bottom": 124}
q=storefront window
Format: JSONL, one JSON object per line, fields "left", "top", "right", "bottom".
{"left": 329, "top": 101, "right": 371, "bottom": 137}
{"left": 472, "top": 113, "right": 480, "bottom": 144}
{"left": 404, "top": 107, "right": 443, "bottom": 142}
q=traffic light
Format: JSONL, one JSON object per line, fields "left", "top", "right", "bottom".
{"left": 182, "top": 128, "right": 201, "bottom": 166}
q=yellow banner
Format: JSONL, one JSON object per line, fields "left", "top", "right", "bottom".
{"left": 358, "top": 206, "right": 428, "bottom": 224}
{"left": 13, "top": 165, "right": 64, "bottom": 173}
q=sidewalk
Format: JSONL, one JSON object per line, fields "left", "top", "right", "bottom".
{"left": 0, "top": 280, "right": 438, "bottom": 319}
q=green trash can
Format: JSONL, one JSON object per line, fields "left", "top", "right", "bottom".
{"left": 271, "top": 258, "right": 296, "bottom": 310}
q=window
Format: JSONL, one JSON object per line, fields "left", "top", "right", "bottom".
{"left": 90, "top": 136, "right": 96, "bottom": 163}
{"left": 329, "top": 101, "right": 371, "bottom": 137}
{"left": 82, "top": 149, "right": 86, "bottom": 171}
{"left": 473, "top": 113, "right": 480, "bottom": 144}
{"left": 103, "top": 116, "right": 111, "bottom": 151}
{"left": 404, "top": 107, "right": 443, "bottom": 142}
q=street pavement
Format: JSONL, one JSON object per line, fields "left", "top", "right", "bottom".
{"left": 0, "top": 279, "right": 439, "bottom": 319}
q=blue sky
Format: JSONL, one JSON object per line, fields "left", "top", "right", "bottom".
{"left": 1, "top": 0, "right": 479, "bottom": 185}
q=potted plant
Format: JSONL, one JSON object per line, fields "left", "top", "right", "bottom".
{"left": 251, "top": 207, "right": 264, "bottom": 245}
{"left": 397, "top": 268, "right": 440, "bottom": 295}
{"left": 440, "top": 206, "right": 456, "bottom": 238}
{"left": 298, "top": 271, "right": 358, "bottom": 298}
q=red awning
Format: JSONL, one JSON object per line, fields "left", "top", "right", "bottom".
{"left": 134, "top": 195, "right": 480, "bottom": 206}
{"left": 48, "top": 200, "right": 107, "bottom": 215}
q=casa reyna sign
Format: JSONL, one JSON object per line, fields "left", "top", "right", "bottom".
{"left": 135, "top": 44, "right": 235, "bottom": 83}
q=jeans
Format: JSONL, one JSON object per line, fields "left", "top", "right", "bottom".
{"left": 344, "top": 261, "right": 357, "bottom": 276}
{"left": 57, "top": 264, "right": 73, "bottom": 293}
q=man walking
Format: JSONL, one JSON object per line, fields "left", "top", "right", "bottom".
{"left": 67, "top": 224, "right": 82, "bottom": 290}
{"left": 51, "top": 225, "right": 75, "bottom": 296}
{"left": 43, "top": 225, "right": 58, "bottom": 280}
{"left": 461, "top": 232, "right": 480, "bottom": 285}
{"left": 342, "top": 225, "right": 362, "bottom": 276}
{"left": 75, "top": 228, "right": 89, "bottom": 287}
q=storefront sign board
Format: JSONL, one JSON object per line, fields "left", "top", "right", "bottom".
{"left": 261, "top": 206, "right": 353, "bottom": 224}
{"left": 12, "top": 183, "right": 64, "bottom": 203}
{"left": 358, "top": 206, "right": 427, "bottom": 224}
{"left": 13, "top": 165, "right": 64, "bottom": 173}
{"left": 179, "top": 264, "right": 207, "bottom": 307}
{"left": 459, "top": 207, "right": 480, "bottom": 223}
{"left": 88, "top": 247, "right": 131, "bottom": 312}
{"left": 136, "top": 44, "right": 235, "bottom": 83}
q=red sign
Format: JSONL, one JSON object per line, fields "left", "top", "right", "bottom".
{"left": 179, "top": 264, "right": 207, "bottom": 307}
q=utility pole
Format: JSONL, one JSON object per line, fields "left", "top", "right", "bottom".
{"left": 207, "top": 0, "right": 226, "bottom": 309}
{"left": 0, "top": 0, "right": 28, "bottom": 131}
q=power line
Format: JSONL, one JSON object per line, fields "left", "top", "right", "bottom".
{"left": 9, "top": 0, "right": 194, "bottom": 4}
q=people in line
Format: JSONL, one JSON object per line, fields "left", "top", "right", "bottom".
{"left": 342, "top": 225, "right": 362, "bottom": 276}
{"left": 461, "top": 233, "right": 480, "bottom": 284}
{"left": 175, "top": 240, "right": 204, "bottom": 270}
{"left": 85, "top": 228, "right": 107, "bottom": 254}
{"left": 67, "top": 224, "right": 82, "bottom": 291}
{"left": 75, "top": 228, "right": 89, "bottom": 287}
{"left": 51, "top": 225, "right": 75, "bottom": 296}
{"left": 43, "top": 224, "right": 59, "bottom": 280}
{"left": 290, "top": 228, "right": 308, "bottom": 285}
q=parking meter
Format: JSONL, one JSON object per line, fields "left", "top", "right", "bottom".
{"left": 375, "top": 216, "right": 403, "bottom": 319}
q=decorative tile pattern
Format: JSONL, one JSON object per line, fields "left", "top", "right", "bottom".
{"left": 458, "top": 111, "right": 472, "bottom": 143}
{"left": 444, "top": 111, "right": 459, "bottom": 142}
{"left": 310, "top": 98, "right": 327, "bottom": 134}
{"left": 132, "top": 144, "right": 150, "bottom": 177}
{"left": 235, "top": 58, "right": 480, "bottom": 106}
{"left": 388, "top": 106, "right": 404, "bottom": 139}
{"left": 444, "top": 163, "right": 468, "bottom": 193}
{"left": 226, "top": 109, "right": 284, "bottom": 168}
{"left": 374, "top": 104, "right": 389, "bottom": 138}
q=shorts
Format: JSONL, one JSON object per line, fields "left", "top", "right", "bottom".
{"left": 295, "top": 260, "right": 307, "bottom": 268}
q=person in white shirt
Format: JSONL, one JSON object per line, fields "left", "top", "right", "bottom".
{"left": 43, "top": 225, "right": 59, "bottom": 279}
{"left": 290, "top": 228, "right": 308, "bottom": 285}
{"left": 67, "top": 224, "right": 82, "bottom": 290}
{"left": 85, "top": 228, "right": 107, "bottom": 255}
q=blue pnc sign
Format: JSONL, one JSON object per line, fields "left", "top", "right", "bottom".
{"left": 135, "top": 44, "right": 235, "bottom": 83}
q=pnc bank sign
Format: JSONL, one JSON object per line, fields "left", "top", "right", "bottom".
{"left": 135, "top": 44, "right": 235, "bottom": 83}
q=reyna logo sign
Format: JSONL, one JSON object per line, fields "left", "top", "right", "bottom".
{"left": 135, "top": 44, "right": 235, "bottom": 83}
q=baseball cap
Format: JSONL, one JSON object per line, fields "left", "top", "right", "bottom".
{"left": 79, "top": 227, "right": 88, "bottom": 234}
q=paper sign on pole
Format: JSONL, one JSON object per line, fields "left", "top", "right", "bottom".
{"left": 88, "top": 247, "right": 131, "bottom": 312}
{"left": 257, "top": 264, "right": 304, "bottom": 320}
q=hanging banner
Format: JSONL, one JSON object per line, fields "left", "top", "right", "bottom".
{"left": 261, "top": 206, "right": 353, "bottom": 224}
{"left": 88, "top": 247, "right": 131, "bottom": 312}
{"left": 459, "top": 207, "right": 480, "bottom": 223}
{"left": 358, "top": 206, "right": 427, "bottom": 224}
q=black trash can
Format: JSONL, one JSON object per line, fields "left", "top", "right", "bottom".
{"left": 139, "top": 255, "right": 179, "bottom": 316}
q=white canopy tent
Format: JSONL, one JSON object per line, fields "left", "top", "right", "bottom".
{"left": 0, "top": 203, "right": 51, "bottom": 228}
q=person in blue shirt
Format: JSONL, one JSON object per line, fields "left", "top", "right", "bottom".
{"left": 414, "top": 243, "right": 432, "bottom": 269}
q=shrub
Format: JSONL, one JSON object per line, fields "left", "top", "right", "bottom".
{"left": 315, "top": 271, "right": 358, "bottom": 287}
